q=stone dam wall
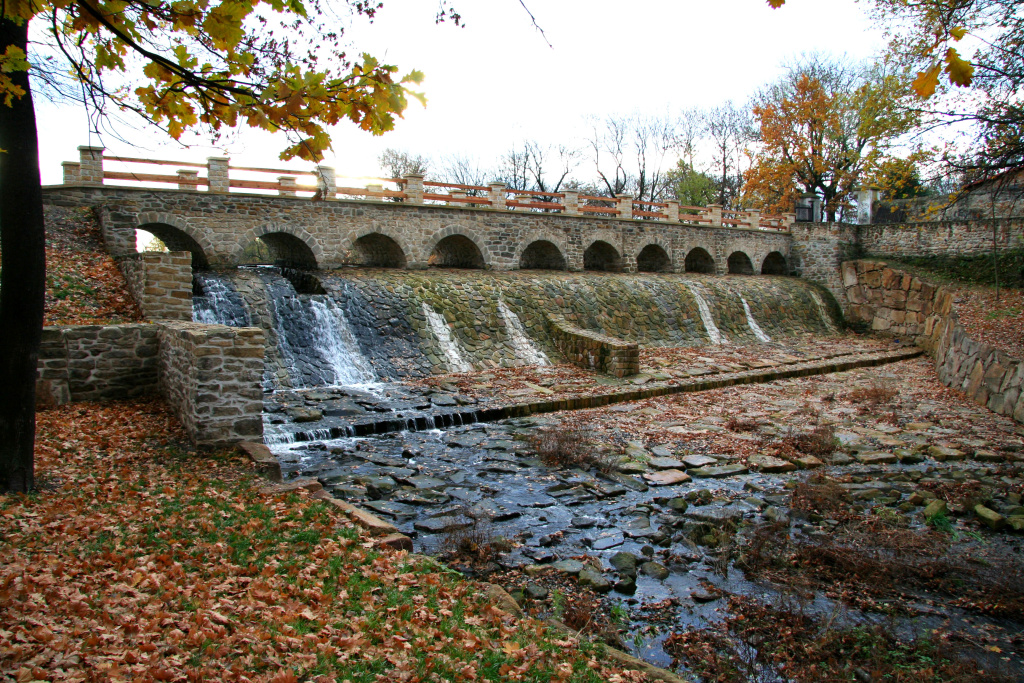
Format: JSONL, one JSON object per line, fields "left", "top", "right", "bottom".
{"left": 546, "top": 315, "right": 640, "bottom": 377}
{"left": 117, "top": 250, "right": 194, "bottom": 320}
{"left": 858, "top": 217, "right": 1024, "bottom": 258}
{"left": 36, "top": 321, "right": 265, "bottom": 446}
{"left": 842, "top": 259, "right": 1023, "bottom": 423}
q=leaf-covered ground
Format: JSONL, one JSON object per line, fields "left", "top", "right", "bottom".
{"left": 0, "top": 400, "right": 648, "bottom": 682}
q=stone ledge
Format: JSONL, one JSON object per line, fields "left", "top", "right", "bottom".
{"left": 238, "top": 441, "right": 282, "bottom": 482}
{"left": 546, "top": 314, "right": 640, "bottom": 377}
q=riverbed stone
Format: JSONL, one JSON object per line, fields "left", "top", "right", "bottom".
{"left": 688, "top": 464, "right": 748, "bottom": 478}
{"left": 640, "top": 561, "right": 669, "bottom": 580}
{"left": 974, "top": 505, "right": 1005, "bottom": 530}
{"left": 682, "top": 454, "right": 719, "bottom": 469}
{"left": 643, "top": 469, "right": 691, "bottom": 486}
{"left": 401, "top": 475, "right": 447, "bottom": 489}
{"left": 928, "top": 445, "right": 965, "bottom": 461}
{"left": 552, "top": 559, "right": 585, "bottom": 575}
{"left": 413, "top": 516, "right": 471, "bottom": 533}
{"left": 287, "top": 407, "right": 323, "bottom": 422}
{"left": 923, "top": 499, "right": 947, "bottom": 519}
{"left": 647, "top": 456, "right": 686, "bottom": 470}
{"left": 610, "top": 551, "right": 639, "bottom": 578}
{"left": 578, "top": 569, "right": 613, "bottom": 593}
{"left": 592, "top": 532, "right": 625, "bottom": 550}
{"left": 856, "top": 452, "right": 897, "bottom": 465}
{"left": 747, "top": 454, "right": 797, "bottom": 473}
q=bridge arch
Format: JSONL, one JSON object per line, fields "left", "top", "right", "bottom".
{"left": 428, "top": 230, "right": 489, "bottom": 269}
{"left": 636, "top": 242, "right": 672, "bottom": 272}
{"left": 515, "top": 230, "right": 568, "bottom": 270}
{"left": 350, "top": 231, "right": 409, "bottom": 268}
{"left": 727, "top": 251, "right": 755, "bottom": 275}
{"left": 684, "top": 246, "right": 715, "bottom": 274}
{"left": 761, "top": 251, "right": 788, "bottom": 275}
{"left": 136, "top": 212, "right": 212, "bottom": 269}
{"left": 584, "top": 240, "right": 623, "bottom": 272}
{"left": 234, "top": 224, "right": 322, "bottom": 269}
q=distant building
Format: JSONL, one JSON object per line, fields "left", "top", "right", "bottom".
{"left": 873, "top": 166, "right": 1024, "bottom": 223}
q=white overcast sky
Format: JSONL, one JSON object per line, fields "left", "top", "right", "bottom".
{"left": 34, "top": 0, "right": 887, "bottom": 185}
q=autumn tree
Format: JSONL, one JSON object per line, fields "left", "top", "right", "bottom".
{"left": 0, "top": 0, "right": 436, "bottom": 492}
{"left": 667, "top": 160, "right": 717, "bottom": 207}
{"left": 743, "top": 56, "right": 919, "bottom": 221}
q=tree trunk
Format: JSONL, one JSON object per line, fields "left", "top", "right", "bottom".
{"left": 0, "top": 17, "right": 45, "bottom": 493}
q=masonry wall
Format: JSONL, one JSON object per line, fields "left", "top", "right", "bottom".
{"left": 546, "top": 314, "right": 639, "bottom": 378}
{"left": 842, "top": 259, "right": 1023, "bottom": 423}
{"left": 157, "top": 322, "right": 265, "bottom": 446}
{"left": 42, "top": 186, "right": 792, "bottom": 275}
{"left": 788, "top": 222, "right": 861, "bottom": 310}
{"left": 118, "top": 251, "right": 194, "bottom": 320}
{"left": 36, "top": 321, "right": 265, "bottom": 446}
{"left": 858, "top": 218, "right": 1024, "bottom": 258}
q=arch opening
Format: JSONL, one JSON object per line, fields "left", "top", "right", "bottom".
{"left": 584, "top": 240, "right": 623, "bottom": 272}
{"left": 353, "top": 233, "right": 407, "bottom": 268}
{"left": 519, "top": 240, "right": 567, "bottom": 270}
{"left": 240, "top": 232, "right": 318, "bottom": 269}
{"left": 429, "top": 235, "right": 485, "bottom": 269}
{"left": 684, "top": 247, "right": 715, "bottom": 274}
{"left": 727, "top": 251, "right": 755, "bottom": 275}
{"left": 636, "top": 244, "right": 671, "bottom": 273}
{"left": 761, "top": 251, "right": 788, "bottom": 275}
{"left": 137, "top": 223, "right": 209, "bottom": 269}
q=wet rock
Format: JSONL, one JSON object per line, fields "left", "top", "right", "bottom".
{"left": 600, "top": 471, "right": 649, "bottom": 493}
{"left": 431, "top": 394, "right": 458, "bottom": 407}
{"left": 647, "top": 456, "right": 686, "bottom": 470}
{"left": 691, "top": 587, "right": 721, "bottom": 603}
{"left": 667, "top": 498, "right": 689, "bottom": 513}
{"left": 592, "top": 532, "right": 624, "bottom": 550}
{"left": 525, "top": 549, "right": 556, "bottom": 563}
{"left": 538, "top": 534, "right": 560, "bottom": 547}
{"left": 623, "top": 516, "right": 657, "bottom": 539}
{"left": 643, "top": 469, "right": 691, "bottom": 486}
{"left": 685, "top": 507, "right": 744, "bottom": 525}
{"left": 763, "top": 507, "right": 789, "bottom": 524}
{"left": 572, "top": 516, "right": 599, "bottom": 529}
{"left": 974, "top": 505, "right": 1005, "bottom": 530}
{"left": 681, "top": 454, "right": 719, "bottom": 469}
{"left": 973, "top": 450, "right": 1004, "bottom": 463}
{"left": 329, "top": 485, "right": 368, "bottom": 500}
{"left": 923, "top": 499, "right": 947, "bottom": 518}
{"left": 928, "top": 445, "right": 965, "bottom": 462}
{"left": 401, "top": 475, "right": 447, "bottom": 489}
{"left": 361, "top": 475, "right": 397, "bottom": 498}
{"left": 1007, "top": 516, "right": 1024, "bottom": 532}
{"left": 640, "top": 561, "right": 669, "bottom": 580}
{"left": 855, "top": 452, "right": 897, "bottom": 465}
{"left": 414, "top": 516, "right": 471, "bottom": 533}
{"left": 614, "top": 576, "right": 637, "bottom": 594}
{"left": 553, "top": 559, "right": 585, "bottom": 575}
{"left": 362, "top": 500, "right": 418, "bottom": 518}
{"left": 688, "top": 464, "right": 748, "bottom": 478}
{"left": 287, "top": 407, "right": 323, "bottom": 422}
{"left": 578, "top": 569, "right": 613, "bottom": 593}
{"left": 830, "top": 453, "right": 854, "bottom": 466}
{"left": 747, "top": 454, "right": 797, "bottom": 473}
{"left": 895, "top": 449, "right": 925, "bottom": 464}
{"left": 610, "top": 552, "right": 639, "bottom": 578}
{"left": 649, "top": 445, "right": 676, "bottom": 458}
{"left": 794, "top": 455, "right": 823, "bottom": 469}
{"left": 524, "top": 583, "right": 548, "bottom": 600}
{"left": 392, "top": 489, "right": 450, "bottom": 505}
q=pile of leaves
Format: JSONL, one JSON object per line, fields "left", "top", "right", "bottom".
{"left": 0, "top": 399, "right": 647, "bottom": 682}
{"left": 39, "top": 206, "right": 142, "bottom": 325}
{"left": 665, "top": 596, "right": 1012, "bottom": 682}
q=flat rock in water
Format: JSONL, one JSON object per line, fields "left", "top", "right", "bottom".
{"left": 691, "top": 587, "right": 722, "bottom": 603}
{"left": 592, "top": 532, "right": 624, "bottom": 550}
{"left": 684, "top": 507, "right": 745, "bottom": 526}
{"left": 362, "top": 500, "right": 418, "bottom": 518}
{"left": 855, "top": 452, "right": 897, "bottom": 465}
{"left": 795, "top": 455, "right": 823, "bottom": 469}
{"left": 287, "top": 407, "right": 323, "bottom": 423}
{"left": 682, "top": 454, "right": 719, "bottom": 469}
{"left": 649, "top": 445, "right": 676, "bottom": 458}
{"left": 552, "top": 559, "right": 585, "bottom": 575}
{"left": 578, "top": 569, "right": 613, "bottom": 593}
{"left": 928, "top": 445, "right": 965, "bottom": 461}
{"left": 640, "top": 561, "right": 669, "bottom": 580}
{"left": 648, "top": 456, "right": 686, "bottom": 470}
{"left": 413, "top": 516, "right": 470, "bottom": 533}
{"left": 401, "top": 475, "right": 447, "bottom": 489}
{"left": 689, "top": 464, "right": 748, "bottom": 478}
{"left": 392, "top": 489, "right": 450, "bottom": 505}
{"left": 432, "top": 394, "right": 459, "bottom": 407}
{"left": 643, "top": 469, "right": 692, "bottom": 486}
{"left": 572, "top": 516, "right": 600, "bottom": 529}
{"left": 747, "top": 454, "right": 797, "bottom": 473}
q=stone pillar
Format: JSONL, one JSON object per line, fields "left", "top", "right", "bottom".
{"left": 561, "top": 189, "right": 580, "bottom": 216}
{"left": 856, "top": 186, "right": 880, "bottom": 225}
{"left": 278, "top": 176, "right": 297, "bottom": 196}
{"left": 403, "top": 174, "right": 425, "bottom": 204}
{"left": 366, "top": 184, "right": 384, "bottom": 198}
{"left": 782, "top": 212, "right": 796, "bottom": 230}
{"left": 706, "top": 204, "right": 723, "bottom": 226}
{"left": 747, "top": 209, "right": 761, "bottom": 230}
{"left": 666, "top": 200, "right": 680, "bottom": 222}
{"left": 78, "top": 146, "right": 105, "bottom": 185}
{"left": 316, "top": 165, "right": 336, "bottom": 199}
{"left": 449, "top": 189, "right": 466, "bottom": 206}
{"left": 62, "top": 162, "right": 81, "bottom": 184}
{"left": 177, "top": 170, "right": 199, "bottom": 191}
{"left": 207, "top": 157, "right": 230, "bottom": 193}
{"left": 616, "top": 194, "right": 634, "bottom": 220}
{"left": 488, "top": 182, "right": 507, "bottom": 210}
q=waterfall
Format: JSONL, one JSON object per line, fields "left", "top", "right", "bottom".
{"left": 685, "top": 283, "right": 724, "bottom": 344}
{"left": 741, "top": 297, "right": 772, "bottom": 343}
{"left": 809, "top": 290, "right": 840, "bottom": 334}
{"left": 193, "top": 273, "right": 251, "bottom": 327}
{"left": 309, "top": 298, "right": 377, "bottom": 385}
{"left": 422, "top": 303, "right": 473, "bottom": 373}
{"left": 498, "top": 300, "right": 549, "bottom": 366}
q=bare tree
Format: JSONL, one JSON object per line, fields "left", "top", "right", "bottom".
{"left": 379, "top": 148, "right": 431, "bottom": 178}
{"left": 436, "top": 154, "right": 491, "bottom": 195}
{"left": 496, "top": 141, "right": 580, "bottom": 193}
{"left": 585, "top": 113, "right": 679, "bottom": 202}
{"left": 705, "top": 101, "right": 755, "bottom": 208}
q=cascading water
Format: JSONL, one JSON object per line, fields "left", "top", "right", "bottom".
{"left": 685, "top": 283, "right": 725, "bottom": 344}
{"left": 741, "top": 296, "right": 772, "bottom": 343}
{"left": 193, "top": 273, "right": 251, "bottom": 326}
{"left": 498, "top": 300, "right": 549, "bottom": 366}
{"left": 310, "top": 298, "right": 377, "bottom": 385}
{"left": 809, "top": 290, "right": 840, "bottom": 334}
{"left": 422, "top": 303, "right": 473, "bottom": 372}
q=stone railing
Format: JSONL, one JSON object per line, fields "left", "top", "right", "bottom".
{"left": 842, "top": 259, "right": 1023, "bottom": 423}
{"left": 118, "top": 250, "right": 193, "bottom": 320}
{"left": 36, "top": 321, "right": 265, "bottom": 446}
{"left": 61, "top": 146, "right": 794, "bottom": 231}
{"left": 546, "top": 314, "right": 639, "bottom": 378}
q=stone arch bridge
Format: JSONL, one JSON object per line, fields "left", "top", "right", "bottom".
{"left": 46, "top": 147, "right": 796, "bottom": 276}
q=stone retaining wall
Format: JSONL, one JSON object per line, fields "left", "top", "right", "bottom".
{"left": 36, "top": 324, "right": 160, "bottom": 405}
{"left": 546, "top": 314, "right": 639, "bottom": 377}
{"left": 858, "top": 218, "right": 1024, "bottom": 258}
{"left": 117, "top": 250, "right": 194, "bottom": 320}
{"left": 157, "top": 321, "right": 265, "bottom": 446}
{"left": 842, "top": 259, "right": 1023, "bottom": 423}
{"left": 36, "top": 321, "right": 265, "bottom": 446}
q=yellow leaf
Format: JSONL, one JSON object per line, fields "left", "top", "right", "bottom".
{"left": 945, "top": 48, "right": 974, "bottom": 87}
{"left": 950, "top": 26, "right": 967, "bottom": 40}
{"left": 765, "top": 0, "right": 785, "bottom": 6}
{"left": 912, "top": 63, "right": 941, "bottom": 98}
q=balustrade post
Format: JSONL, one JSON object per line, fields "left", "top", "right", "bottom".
{"left": 62, "top": 162, "right": 81, "bottom": 184}
{"left": 77, "top": 146, "right": 104, "bottom": 185}
{"left": 616, "top": 194, "right": 634, "bottom": 220}
{"left": 747, "top": 209, "right": 761, "bottom": 230}
{"left": 316, "top": 165, "right": 336, "bottom": 199}
{"left": 449, "top": 190, "right": 466, "bottom": 206}
{"left": 706, "top": 204, "right": 723, "bottom": 226}
{"left": 278, "top": 176, "right": 297, "bottom": 196}
{"left": 177, "top": 170, "right": 200, "bottom": 191}
{"left": 666, "top": 200, "right": 680, "bottom": 222}
{"left": 488, "top": 182, "right": 507, "bottom": 210}
{"left": 561, "top": 189, "right": 580, "bottom": 216}
{"left": 207, "top": 157, "right": 230, "bottom": 193}
{"left": 782, "top": 212, "right": 796, "bottom": 230}
{"left": 403, "top": 174, "right": 424, "bottom": 204}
